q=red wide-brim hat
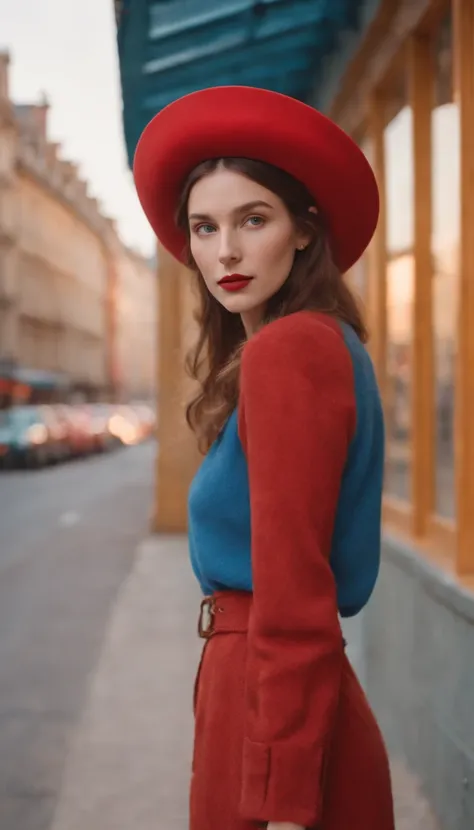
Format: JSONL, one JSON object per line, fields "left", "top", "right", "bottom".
{"left": 133, "top": 86, "right": 379, "bottom": 273}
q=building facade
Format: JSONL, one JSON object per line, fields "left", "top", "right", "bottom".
{"left": 111, "top": 231, "right": 157, "bottom": 403}
{"left": 0, "top": 52, "right": 157, "bottom": 404}
{"left": 324, "top": 4, "right": 474, "bottom": 828}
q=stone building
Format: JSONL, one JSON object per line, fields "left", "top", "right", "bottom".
{"left": 0, "top": 51, "right": 157, "bottom": 404}
{"left": 107, "top": 225, "right": 157, "bottom": 403}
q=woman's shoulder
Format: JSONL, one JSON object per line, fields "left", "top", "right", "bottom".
{"left": 241, "top": 311, "right": 349, "bottom": 374}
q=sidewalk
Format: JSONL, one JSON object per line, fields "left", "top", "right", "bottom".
{"left": 50, "top": 536, "right": 440, "bottom": 830}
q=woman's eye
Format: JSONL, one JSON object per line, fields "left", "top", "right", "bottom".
{"left": 245, "top": 215, "right": 264, "bottom": 227}
{"left": 195, "top": 223, "right": 215, "bottom": 235}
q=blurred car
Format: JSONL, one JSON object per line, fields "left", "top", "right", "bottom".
{"left": 54, "top": 404, "right": 96, "bottom": 458}
{"left": 80, "top": 403, "right": 117, "bottom": 453}
{"left": 40, "top": 405, "right": 71, "bottom": 463}
{"left": 0, "top": 406, "right": 59, "bottom": 468}
{"left": 129, "top": 402, "right": 156, "bottom": 441}
{"left": 107, "top": 405, "right": 143, "bottom": 446}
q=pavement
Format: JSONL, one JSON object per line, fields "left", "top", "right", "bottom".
{"left": 48, "top": 534, "right": 442, "bottom": 830}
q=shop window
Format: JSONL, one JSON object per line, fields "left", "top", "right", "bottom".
{"left": 345, "top": 135, "right": 374, "bottom": 311}
{"left": 384, "top": 74, "right": 414, "bottom": 501}
{"left": 431, "top": 11, "right": 459, "bottom": 521}
{"left": 386, "top": 253, "right": 414, "bottom": 500}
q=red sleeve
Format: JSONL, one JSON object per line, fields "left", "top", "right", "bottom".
{"left": 237, "top": 312, "right": 356, "bottom": 827}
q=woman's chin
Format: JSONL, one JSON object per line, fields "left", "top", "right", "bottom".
{"left": 217, "top": 300, "right": 243, "bottom": 315}
{"left": 219, "top": 293, "right": 263, "bottom": 315}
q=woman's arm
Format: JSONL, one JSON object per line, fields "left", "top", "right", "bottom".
{"left": 237, "top": 313, "right": 356, "bottom": 828}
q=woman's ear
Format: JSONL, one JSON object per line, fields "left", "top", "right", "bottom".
{"left": 296, "top": 208, "right": 318, "bottom": 250}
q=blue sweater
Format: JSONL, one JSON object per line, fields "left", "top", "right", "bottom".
{"left": 188, "top": 312, "right": 384, "bottom": 617}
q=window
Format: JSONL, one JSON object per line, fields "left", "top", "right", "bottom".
{"left": 431, "top": 11, "right": 459, "bottom": 521}
{"left": 384, "top": 73, "right": 414, "bottom": 501}
{"left": 345, "top": 136, "right": 375, "bottom": 308}
{"left": 346, "top": 1, "right": 474, "bottom": 572}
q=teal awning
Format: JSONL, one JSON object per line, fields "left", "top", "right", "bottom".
{"left": 116, "top": 0, "right": 369, "bottom": 166}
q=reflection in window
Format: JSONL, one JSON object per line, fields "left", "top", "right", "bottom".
{"left": 384, "top": 93, "right": 413, "bottom": 255}
{"left": 344, "top": 135, "right": 373, "bottom": 307}
{"left": 385, "top": 255, "right": 414, "bottom": 500}
{"left": 384, "top": 76, "right": 414, "bottom": 500}
{"left": 431, "top": 12, "right": 458, "bottom": 520}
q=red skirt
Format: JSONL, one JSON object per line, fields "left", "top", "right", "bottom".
{"left": 190, "top": 591, "right": 395, "bottom": 830}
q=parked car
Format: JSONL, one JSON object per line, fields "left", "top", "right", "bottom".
{"left": 107, "top": 405, "right": 143, "bottom": 446}
{"left": 79, "top": 403, "right": 116, "bottom": 453}
{"left": 129, "top": 402, "right": 156, "bottom": 441}
{"left": 0, "top": 406, "right": 56, "bottom": 468}
{"left": 40, "top": 405, "right": 71, "bottom": 463}
{"left": 52, "top": 404, "right": 95, "bottom": 458}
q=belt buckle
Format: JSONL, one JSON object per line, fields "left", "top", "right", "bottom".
{"left": 198, "top": 596, "right": 216, "bottom": 639}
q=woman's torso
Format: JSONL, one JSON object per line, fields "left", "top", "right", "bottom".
{"left": 188, "top": 314, "right": 384, "bottom": 618}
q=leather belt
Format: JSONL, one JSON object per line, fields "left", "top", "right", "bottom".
{"left": 198, "top": 591, "right": 252, "bottom": 639}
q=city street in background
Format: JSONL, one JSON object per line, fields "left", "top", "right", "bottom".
{"left": 0, "top": 440, "right": 154, "bottom": 830}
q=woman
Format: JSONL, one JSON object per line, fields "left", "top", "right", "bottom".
{"left": 134, "top": 86, "right": 394, "bottom": 830}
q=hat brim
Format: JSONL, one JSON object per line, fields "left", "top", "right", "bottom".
{"left": 133, "top": 86, "right": 379, "bottom": 273}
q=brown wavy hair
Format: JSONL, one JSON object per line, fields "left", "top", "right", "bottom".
{"left": 175, "top": 157, "right": 367, "bottom": 454}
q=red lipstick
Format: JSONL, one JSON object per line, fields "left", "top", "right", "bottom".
{"left": 217, "top": 274, "right": 254, "bottom": 292}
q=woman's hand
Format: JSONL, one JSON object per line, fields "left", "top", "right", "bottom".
{"left": 267, "top": 824, "right": 305, "bottom": 830}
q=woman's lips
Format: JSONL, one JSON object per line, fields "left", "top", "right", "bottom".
{"left": 218, "top": 274, "right": 254, "bottom": 292}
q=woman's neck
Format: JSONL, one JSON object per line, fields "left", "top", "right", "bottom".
{"left": 240, "top": 306, "right": 265, "bottom": 338}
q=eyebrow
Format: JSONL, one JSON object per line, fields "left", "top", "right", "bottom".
{"left": 188, "top": 200, "right": 274, "bottom": 221}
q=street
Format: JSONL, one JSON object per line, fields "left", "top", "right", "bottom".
{"left": 0, "top": 442, "right": 155, "bottom": 830}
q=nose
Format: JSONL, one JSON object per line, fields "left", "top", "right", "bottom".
{"left": 218, "top": 230, "right": 241, "bottom": 267}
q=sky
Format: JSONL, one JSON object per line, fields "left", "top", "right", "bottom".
{"left": 0, "top": 0, "right": 155, "bottom": 257}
